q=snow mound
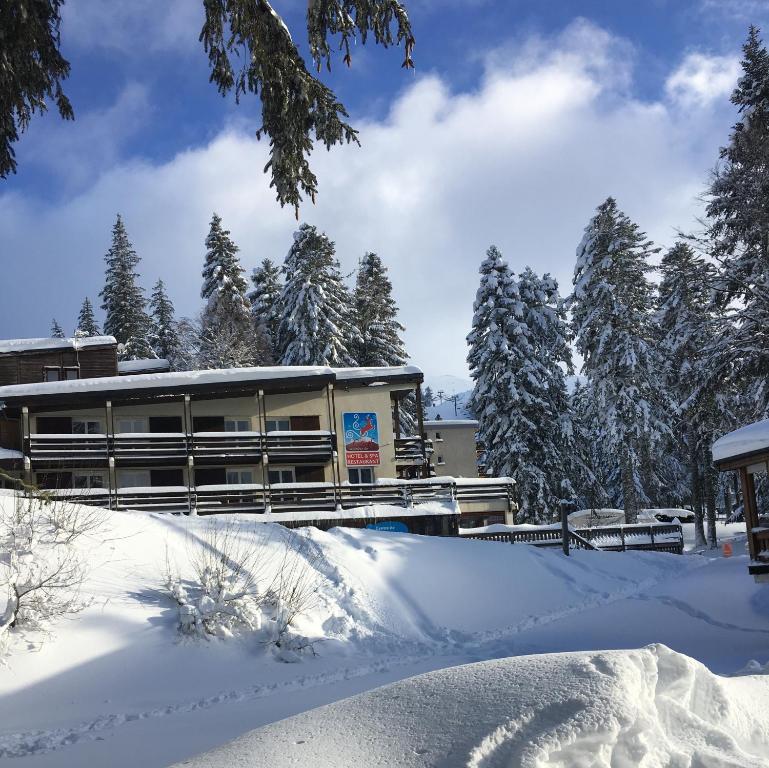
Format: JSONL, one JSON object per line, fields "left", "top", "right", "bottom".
{"left": 175, "top": 644, "right": 769, "bottom": 768}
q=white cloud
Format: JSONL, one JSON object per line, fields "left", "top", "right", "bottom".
{"left": 0, "top": 20, "right": 736, "bottom": 379}
{"left": 665, "top": 52, "right": 740, "bottom": 108}
{"left": 61, "top": 0, "right": 203, "bottom": 55}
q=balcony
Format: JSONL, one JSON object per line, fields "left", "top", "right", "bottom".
{"left": 394, "top": 437, "right": 433, "bottom": 463}
{"left": 191, "top": 432, "right": 263, "bottom": 464}
{"left": 264, "top": 431, "right": 335, "bottom": 463}
{"left": 29, "top": 434, "right": 109, "bottom": 466}
{"left": 111, "top": 433, "right": 188, "bottom": 465}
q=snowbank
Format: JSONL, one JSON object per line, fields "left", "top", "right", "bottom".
{"left": 176, "top": 644, "right": 769, "bottom": 768}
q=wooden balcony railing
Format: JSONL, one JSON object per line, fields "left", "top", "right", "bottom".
{"left": 394, "top": 437, "right": 433, "bottom": 462}
{"left": 29, "top": 434, "right": 109, "bottom": 463}
{"left": 111, "top": 433, "right": 189, "bottom": 463}
{"left": 264, "top": 431, "right": 335, "bottom": 462}
{"left": 191, "top": 432, "right": 262, "bottom": 462}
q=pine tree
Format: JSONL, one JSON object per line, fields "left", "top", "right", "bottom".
{"left": 75, "top": 297, "right": 100, "bottom": 337}
{"left": 466, "top": 247, "right": 519, "bottom": 481}
{"left": 277, "top": 224, "right": 359, "bottom": 366}
{"left": 706, "top": 27, "right": 769, "bottom": 418}
{"left": 50, "top": 319, "right": 64, "bottom": 338}
{"left": 570, "top": 197, "right": 669, "bottom": 523}
{"left": 249, "top": 258, "right": 282, "bottom": 363}
{"left": 199, "top": 213, "right": 263, "bottom": 369}
{"left": 468, "top": 254, "right": 576, "bottom": 522}
{"left": 100, "top": 215, "right": 156, "bottom": 361}
{"left": 353, "top": 252, "right": 408, "bottom": 367}
{"left": 149, "top": 279, "right": 180, "bottom": 363}
{"left": 423, "top": 386, "right": 434, "bottom": 408}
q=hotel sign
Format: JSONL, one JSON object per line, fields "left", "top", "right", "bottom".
{"left": 343, "top": 412, "right": 380, "bottom": 466}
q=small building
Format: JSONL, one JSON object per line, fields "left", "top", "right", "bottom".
{"left": 423, "top": 418, "right": 514, "bottom": 527}
{"left": 712, "top": 420, "right": 769, "bottom": 580}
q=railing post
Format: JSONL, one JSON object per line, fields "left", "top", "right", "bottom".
{"left": 649, "top": 525, "right": 655, "bottom": 549}
{"left": 561, "top": 501, "right": 569, "bottom": 556}
{"left": 620, "top": 526, "right": 626, "bottom": 552}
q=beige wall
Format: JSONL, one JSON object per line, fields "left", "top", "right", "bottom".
{"left": 424, "top": 423, "right": 479, "bottom": 478}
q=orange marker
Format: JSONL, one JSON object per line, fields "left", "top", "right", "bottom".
{"left": 723, "top": 541, "right": 733, "bottom": 558}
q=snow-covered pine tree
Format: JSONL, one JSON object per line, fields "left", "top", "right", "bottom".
{"left": 75, "top": 297, "right": 100, "bottom": 337}
{"left": 199, "top": 213, "right": 264, "bottom": 369}
{"left": 706, "top": 26, "right": 769, "bottom": 418}
{"left": 353, "top": 251, "right": 416, "bottom": 431}
{"left": 149, "top": 279, "right": 180, "bottom": 363}
{"left": 100, "top": 215, "right": 156, "bottom": 361}
{"left": 50, "top": 319, "right": 64, "bottom": 338}
{"left": 423, "top": 386, "right": 434, "bottom": 408}
{"left": 468, "top": 259, "right": 575, "bottom": 522}
{"left": 277, "top": 224, "right": 359, "bottom": 366}
{"left": 353, "top": 252, "right": 407, "bottom": 366}
{"left": 249, "top": 258, "right": 282, "bottom": 363}
{"left": 570, "top": 197, "right": 669, "bottom": 523}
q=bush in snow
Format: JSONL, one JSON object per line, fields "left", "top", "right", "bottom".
{"left": 164, "top": 521, "right": 324, "bottom": 657}
{"left": 0, "top": 491, "right": 103, "bottom": 646}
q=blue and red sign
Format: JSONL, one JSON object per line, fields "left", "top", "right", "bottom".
{"left": 343, "top": 412, "right": 380, "bottom": 466}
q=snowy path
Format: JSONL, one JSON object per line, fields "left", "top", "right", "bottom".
{"left": 0, "top": 513, "right": 766, "bottom": 767}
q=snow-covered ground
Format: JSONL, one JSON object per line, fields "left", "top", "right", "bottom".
{"left": 180, "top": 645, "right": 769, "bottom": 768}
{"left": 0, "top": 499, "right": 768, "bottom": 767}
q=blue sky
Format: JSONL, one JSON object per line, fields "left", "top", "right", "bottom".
{"left": 1, "top": 0, "right": 767, "bottom": 379}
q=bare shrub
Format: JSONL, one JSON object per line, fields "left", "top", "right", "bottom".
{"left": 164, "top": 520, "right": 325, "bottom": 655}
{"left": 0, "top": 491, "right": 102, "bottom": 642}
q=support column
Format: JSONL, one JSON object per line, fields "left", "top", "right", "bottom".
{"left": 326, "top": 383, "right": 341, "bottom": 509}
{"left": 105, "top": 401, "right": 115, "bottom": 510}
{"left": 258, "top": 390, "right": 271, "bottom": 512}
{"left": 184, "top": 395, "right": 194, "bottom": 514}
{"left": 21, "top": 407, "right": 32, "bottom": 485}
{"left": 415, "top": 384, "right": 427, "bottom": 479}
{"left": 741, "top": 466, "right": 759, "bottom": 561}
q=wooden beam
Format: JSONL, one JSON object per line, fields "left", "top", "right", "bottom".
{"left": 740, "top": 466, "right": 759, "bottom": 561}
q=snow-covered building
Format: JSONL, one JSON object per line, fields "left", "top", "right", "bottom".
{"left": 0, "top": 338, "right": 514, "bottom": 534}
{"left": 713, "top": 420, "right": 769, "bottom": 580}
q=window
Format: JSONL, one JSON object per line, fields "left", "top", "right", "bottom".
{"left": 226, "top": 470, "right": 254, "bottom": 485}
{"left": 63, "top": 367, "right": 79, "bottom": 381}
{"left": 117, "top": 418, "right": 147, "bottom": 434}
{"left": 268, "top": 468, "right": 295, "bottom": 484}
{"left": 266, "top": 418, "right": 291, "bottom": 432}
{"left": 43, "top": 367, "right": 61, "bottom": 382}
{"left": 225, "top": 418, "right": 251, "bottom": 432}
{"left": 72, "top": 419, "right": 101, "bottom": 435}
{"left": 73, "top": 473, "right": 104, "bottom": 489}
{"left": 348, "top": 467, "right": 374, "bottom": 485}
{"left": 118, "top": 470, "right": 151, "bottom": 488}
{"left": 435, "top": 432, "right": 443, "bottom": 441}
{"left": 437, "top": 455, "right": 445, "bottom": 465}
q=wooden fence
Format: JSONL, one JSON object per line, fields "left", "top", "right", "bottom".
{"left": 462, "top": 522, "right": 684, "bottom": 555}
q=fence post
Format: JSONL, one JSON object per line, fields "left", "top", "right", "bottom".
{"left": 620, "top": 526, "right": 626, "bottom": 551}
{"left": 649, "top": 525, "right": 655, "bottom": 549}
{"left": 561, "top": 501, "right": 569, "bottom": 556}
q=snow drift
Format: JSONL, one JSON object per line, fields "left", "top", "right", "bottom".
{"left": 175, "top": 644, "right": 769, "bottom": 768}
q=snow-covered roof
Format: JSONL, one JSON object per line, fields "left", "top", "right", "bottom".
{"left": 424, "top": 419, "right": 478, "bottom": 427}
{"left": 118, "top": 358, "right": 170, "bottom": 374}
{"left": 0, "top": 447, "right": 23, "bottom": 460}
{"left": 0, "top": 335, "right": 116, "bottom": 354}
{"left": 712, "top": 419, "right": 769, "bottom": 463}
{"left": 0, "top": 365, "right": 334, "bottom": 400}
{"left": 333, "top": 365, "right": 423, "bottom": 382}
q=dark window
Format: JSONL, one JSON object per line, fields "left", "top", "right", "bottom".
{"left": 290, "top": 415, "right": 321, "bottom": 431}
{"left": 36, "top": 416, "right": 73, "bottom": 434}
{"left": 149, "top": 416, "right": 183, "bottom": 433}
{"left": 43, "top": 367, "right": 61, "bottom": 382}
{"left": 193, "top": 416, "right": 225, "bottom": 432}
{"left": 348, "top": 467, "right": 374, "bottom": 484}
{"left": 194, "top": 467, "right": 226, "bottom": 486}
{"left": 36, "top": 471, "right": 73, "bottom": 489}
{"left": 295, "top": 465, "right": 325, "bottom": 483}
{"left": 151, "top": 469, "right": 184, "bottom": 487}
{"left": 63, "top": 367, "right": 79, "bottom": 381}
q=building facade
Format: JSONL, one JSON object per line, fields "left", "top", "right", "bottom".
{"left": 0, "top": 337, "right": 514, "bottom": 534}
